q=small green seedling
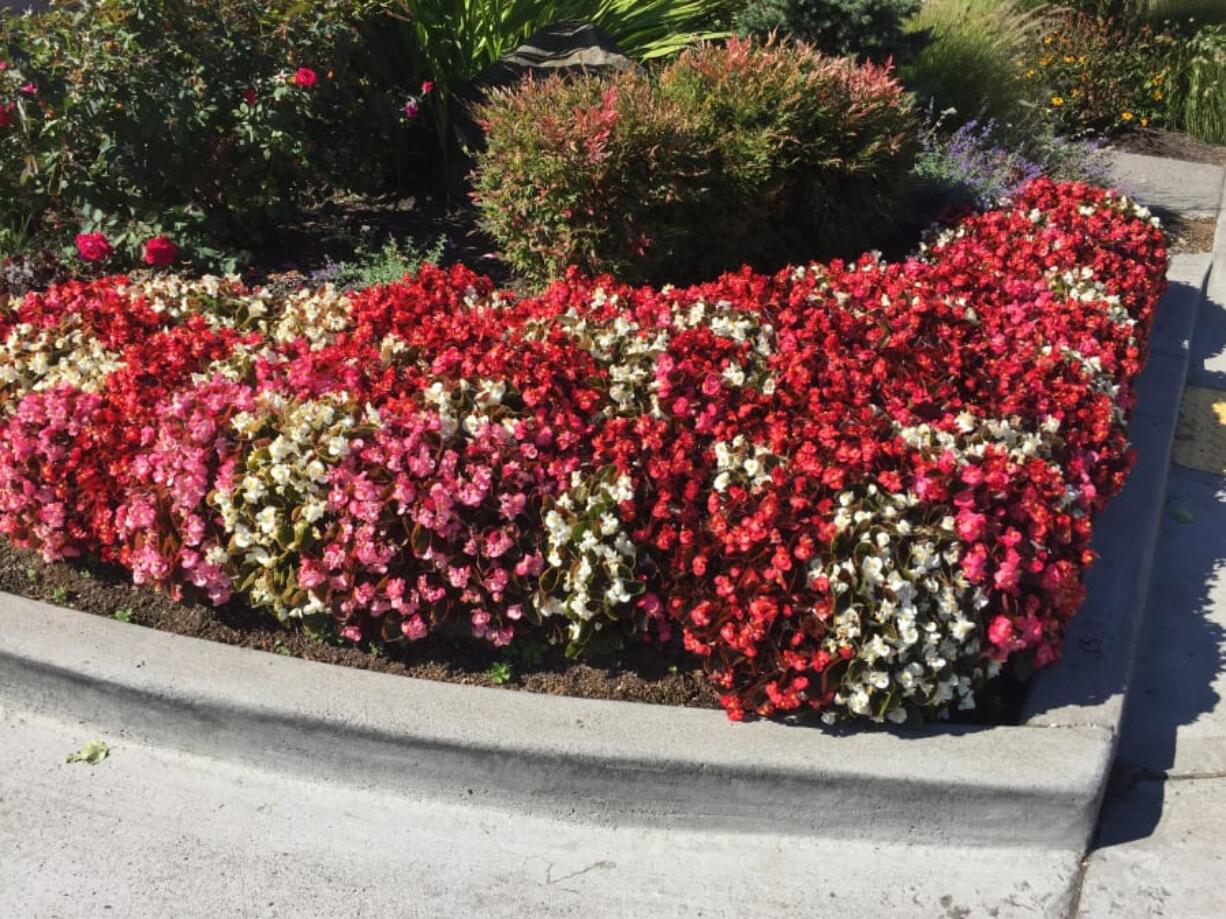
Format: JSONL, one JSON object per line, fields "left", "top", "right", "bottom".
{"left": 66, "top": 739, "right": 109, "bottom": 766}
{"left": 273, "top": 640, "right": 292, "bottom": 657}
{"left": 113, "top": 608, "right": 134, "bottom": 623}
{"left": 487, "top": 661, "right": 514, "bottom": 685}
{"left": 50, "top": 586, "right": 70, "bottom": 604}
{"left": 24, "top": 566, "right": 39, "bottom": 581}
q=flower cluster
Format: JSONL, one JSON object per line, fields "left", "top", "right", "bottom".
{"left": 0, "top": 180, "right": 1168, "bottom": 723}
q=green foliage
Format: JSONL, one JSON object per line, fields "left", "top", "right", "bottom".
{"left": 318, "top": 235, "right": 446, "bottom": 290}
{"left": 113, "top": 607, "right": 134, "bottom": 623}
{"left": 1166, "top": 25, "right": 1226, "bottom": 143}
{"left": 360, "top": 0, "right": 734, "bottom": 152}
{"left": 902, "top": 0, "right": 1047, "bottom": 126}
{"left": 734, "top": 0, "right": 921, "bottom": 59}
{"left": 65, "top": 739, "right": 110, "bottom": 766}
{"left": 487, "top": 661, "right": 514, "bottom": 685}
{"left": 0, "top": 0, "right": 390, "bottom": 269}
{"left": 473, "top": 39, "right": 917, "bottom": 286}
{"left": 1025, "top": 10, "right": 1174, "bottom": 133}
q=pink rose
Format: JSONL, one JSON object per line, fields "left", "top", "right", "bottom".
{"left": 421, "top": 80, "right": 434, "bottom": 95}
{"left": 74, "top": 232, "right": 112, "bottom": 263}
{"left": 402, "top": 98, "right": 420, "bottom": 120}
{"left": 142, "top": 235, "right": 178, "bottom": 267}
{"left": 293, "top": 67, "right": 317, "bottom": 89}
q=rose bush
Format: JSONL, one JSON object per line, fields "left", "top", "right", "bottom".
{"left": 0, "top": 180, "right": 1167, "bottom": 723}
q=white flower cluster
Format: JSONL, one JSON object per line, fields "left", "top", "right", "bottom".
{"left": 527, "top": 288, "right": 778, "bottom": 419}
{"left": 812, "top": 485, "right": 995, "bottom": 724}
{"left": 712, "top": 435, "right": 780, "bottom": 494}
{"left": 0, "top": 316, "right": 125, "bottom": 410}
{"left": 211, "top": 392, "right": 364, "bottom": 618}
{"left": 538, "top": 468, "right": 639, "bottom": 645}
{"left": 420, "top": 376, "right": 511, "bottom": 439}
{"left": 897, "top": 413, "right": 1059, "bottom": 469}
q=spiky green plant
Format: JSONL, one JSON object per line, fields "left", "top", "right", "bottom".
{"left": 1167, "top": 25, "right": 1226, "bottom": 142}
{"left": 902, "top": 0, "right": 1049, "bottom": 126}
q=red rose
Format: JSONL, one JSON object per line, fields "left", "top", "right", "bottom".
{"left": 241, "top": 88, "right": 257, "bottom": 107}
{"left": 421, "top": 80, "right": 434, "bottom": 95}
{"left": 0, "top": 102, "right": 14, "bottom": 130}
{"left": 293, "top": 67, "right": 317, "bottom": 89}
{"left": 142, "top": 236, "right": 179, "bottom": 267}
{"left": 74, "top": 232, "right": 112, "bottom": 263}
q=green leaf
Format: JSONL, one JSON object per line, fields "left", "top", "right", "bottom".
{"left": 113, "top": 608, "right": 134, "bottom": 623}
{"left": 1170, "top": 507, "right": 1197, "bottom": 524}
{"left": 66, "top": 739, "right": 110, "bottom": 766}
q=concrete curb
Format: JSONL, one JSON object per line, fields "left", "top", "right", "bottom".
{"left": 1, "top": 592, "right": 1109, "bottom": 849}
{"left": 1, "top": 171, "right": 1218, "bottom": 857}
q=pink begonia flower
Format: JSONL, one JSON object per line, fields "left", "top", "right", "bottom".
{"left": 987, "top": 615, "right": 1014, "bottom": 649}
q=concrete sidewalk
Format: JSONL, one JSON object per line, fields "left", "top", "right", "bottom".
{"left": 1072, "top": 151, "right": 1226, "bottom": 918}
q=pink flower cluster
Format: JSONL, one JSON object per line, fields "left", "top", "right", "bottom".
{"left": 0, "top": 180, "right": 1169, "bottom": 723}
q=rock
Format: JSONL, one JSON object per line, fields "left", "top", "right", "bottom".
{"left": 477, "top": 21, "right": 635, "bottom": 91}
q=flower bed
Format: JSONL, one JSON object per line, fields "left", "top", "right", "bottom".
{"left": 0, "top": 179, "right": 1167, "bottom": 723}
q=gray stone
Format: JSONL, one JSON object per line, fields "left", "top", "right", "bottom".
{"left": 477, "top": 22, "right": 634, "bottom": 92}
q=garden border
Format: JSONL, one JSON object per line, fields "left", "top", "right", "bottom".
{"left": 2, "top": 172, "right": 1222, "bottom": 854}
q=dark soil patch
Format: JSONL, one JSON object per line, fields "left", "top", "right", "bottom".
{"left": 1165, "top": 214, "right": 1218, "bottom": 254}
{"left": 0, "top": 538, "right": 718, "bottom": 709}
{"left": 1110, "top": 127, "right": 1226, "bottom": 167}
{"left": 0, "top": 536, "right": 1029, "bottom": 725}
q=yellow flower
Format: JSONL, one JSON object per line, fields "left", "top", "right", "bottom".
{"left": 1153, "top": 90, "right": 1164, "bottom": 101}
{"left": 1064, "top": 55, "right": 1076, "bottom": 64}
{"left": 1050, "top": 96, "right": 1065, "bottom": 107}
{"left": 1044, "top": 35, "right": 1054, "bottom": 45}
{"left": 1079, "top": 55, "right": 1087, "bottom": 65}
{"left": 1121, "top": 111, "right": 1134, "bottom": 122}
{"left": 1141, "top": 117, "right": 1150, "bottom": 127}
{"left": 1024, "top": 69, "right": 1036, "bottom": 79}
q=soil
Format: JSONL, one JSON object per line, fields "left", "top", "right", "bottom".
{"left": 1109, "top": 127, "right": 1226, "bottom": 167}
{"left": 1165, "top": 214, "right": 1218, "bottom": 253}
{"left": 0, "top": 536, "right": 1031, "bottom": 725}
{"left": 0, "top": 538, "right": 718, "bottom": 709}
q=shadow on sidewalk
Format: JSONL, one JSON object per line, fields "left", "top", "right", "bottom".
{"left": 1095, "top": 466, "right": 1226, "bottom": 848}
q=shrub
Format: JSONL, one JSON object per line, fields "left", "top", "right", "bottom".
{"left": 0, "top": 181, "right": 1169, "bottom": 723}
{"left": 0, "top": 0, "right": 389, "bottom": 270}
{"left": 472, "top": 39, "right": 917, "bottom": 285}
{"left": 1166, "top": 25, "right": 1226, "bottom": 143}
{"left": 733, "top": 0, "right": 921, "bottom": 59}
{"left": 1025, "top": 11, "right": 1175, "bottom": 132}
{"left": 902, "top": 0, "right": 1048, "bottom": 125}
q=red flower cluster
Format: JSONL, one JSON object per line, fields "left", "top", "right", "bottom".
{"left": 0, "top": 180, "right": 1168, "bottom": 723}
